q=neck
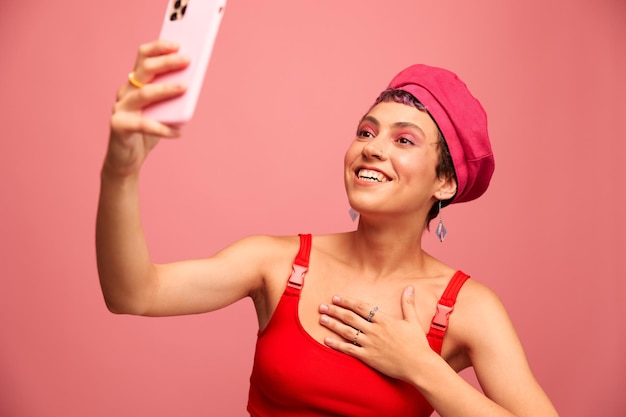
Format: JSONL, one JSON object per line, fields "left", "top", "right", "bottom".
{"left": 347, "top": 215, "right": 430, "bottom": 279}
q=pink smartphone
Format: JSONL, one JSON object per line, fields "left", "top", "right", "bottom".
{"left": 143, "top": 0, "right": 227, "bottom": 127}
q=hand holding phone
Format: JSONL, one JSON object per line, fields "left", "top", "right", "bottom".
{"left": 142, "top": 0, "right": 227, "bottom": 127}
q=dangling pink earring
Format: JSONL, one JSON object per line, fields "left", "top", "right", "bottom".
{"left": 349, "top": 208, "right": 359, "bottom": 222}
{"left": 435, "top": 201, "right": 447, "bottom": 243}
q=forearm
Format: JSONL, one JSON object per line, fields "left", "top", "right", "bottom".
{"left": 96, "top": 168, "right": 157, "bottom": 315}
{"left": 410, "top": 353, "right": 516, "bottom": 417}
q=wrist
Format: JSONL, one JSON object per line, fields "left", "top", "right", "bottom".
{"left": 405, "top": 348, "right": 450, "bottom": 392}
{"left": 100, "top": 157, "right": 141, "bottom": 184}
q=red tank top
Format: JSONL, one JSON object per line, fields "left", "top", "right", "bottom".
{"left": 247, "top": 234, "right": 470, "bottom": 417}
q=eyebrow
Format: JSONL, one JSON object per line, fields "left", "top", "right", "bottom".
{"left": 359, "top": 115, "right": 427, "bottom": 139}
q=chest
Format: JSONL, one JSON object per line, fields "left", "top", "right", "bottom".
{"left": 249, "top": 290, "right": 434, "bottom": 417}
{"left": 296, "top": 267, "right": 442, "bottom": 347}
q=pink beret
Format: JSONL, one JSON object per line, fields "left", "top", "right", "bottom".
{"left": 387, "top": 64, "right": 495, "bottom": 204}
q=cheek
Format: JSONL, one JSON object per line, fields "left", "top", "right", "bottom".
{"left": 343, "top": 141, "right": 361, "bottom": 167}
{"left": 395, "top": 153, "right": 438, "bottom": 181}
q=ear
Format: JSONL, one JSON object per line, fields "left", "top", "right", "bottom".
{"left": 434, "top": 176, "right": 457, "bottom": 201}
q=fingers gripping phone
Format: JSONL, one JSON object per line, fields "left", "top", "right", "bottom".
{"left": 143, "top": 0, "right": 227, "bottom": 127}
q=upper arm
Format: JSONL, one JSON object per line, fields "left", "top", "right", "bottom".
{"left": 455, "top": 282, "right": 559, "bottom": 417}
{"left": 142, "top": 234, "right": 289, "bottom": 317}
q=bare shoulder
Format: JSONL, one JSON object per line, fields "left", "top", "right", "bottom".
{"left": 252, "top": 232, "right": 347, "bottom": 288}
{"left": 214, "top": 234, "right": 304, "bottom": 283}
{"left": 218, "top": 234, "right": 299, "bottom": 261}
{"left": 254, "top": 232, "right": 351, "bottom": 275}
{"left": 455, "top": 278, "right": 508, "bottom": 318}
{"left": 451, "top": 278, "right": 515, "bottom": 346}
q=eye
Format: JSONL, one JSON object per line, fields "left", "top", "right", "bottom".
{"left": 396, "top": 136, "right": 415, "bottom": 145}
{"left": 357, "top": 128, "right": 375, "bottom": 139}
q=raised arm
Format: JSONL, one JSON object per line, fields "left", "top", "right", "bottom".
{"left": 96, "top": 40, "right": 269, "bottom": 317}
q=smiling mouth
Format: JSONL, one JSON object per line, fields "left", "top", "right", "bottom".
{"left": 357, "top": 169, "right": 390, "bottom": 183}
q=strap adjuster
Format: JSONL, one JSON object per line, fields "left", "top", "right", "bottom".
{"left": 431, "top": 303, "right": 454, "bottom": 331}
{"left": 287, "top": 264, "right": 307, "bottom": 288}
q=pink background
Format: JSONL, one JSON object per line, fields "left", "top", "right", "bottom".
{"left": 1, "top": 0, "right": 624, "bottom": 416}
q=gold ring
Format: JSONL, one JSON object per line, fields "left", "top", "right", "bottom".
{"left": 353, "top": 329, "right": 361, "bottom": 346}
{"left": 128, "top": 71, "right": 145, "bottom": 88}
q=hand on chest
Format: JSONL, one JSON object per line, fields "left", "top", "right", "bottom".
{"left": 297, "top": 270, "right": 441, "bottom": 345}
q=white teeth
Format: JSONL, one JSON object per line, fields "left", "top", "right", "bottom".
{"left": 357, "top": 169, "right": 389, "bottom": 182}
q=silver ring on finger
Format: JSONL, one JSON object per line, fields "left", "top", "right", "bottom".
{"left": 367, "top": 306, "right": 379, "bottom": 322}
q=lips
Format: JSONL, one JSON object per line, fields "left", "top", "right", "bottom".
{"left": 356, "top": 168, "right": 390, "bottom": 183}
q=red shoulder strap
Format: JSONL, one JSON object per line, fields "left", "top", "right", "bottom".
{"left": 426, "top": 271, "right": 471, "bottom": 354}
{"left": 287, "top": 234, "right": 311, "bottom": 289}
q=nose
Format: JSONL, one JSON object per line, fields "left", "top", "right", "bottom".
{"left": 362, "top": 136, "right": 388, "bottom": 160}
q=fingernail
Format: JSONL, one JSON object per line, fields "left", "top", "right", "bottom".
{"left": 332, "top": 296, "right": 341, "bottom": 303}
{"left": 320, "top": 315, "right": 329, "bottom": 324}
{"left": 319, "top": 304, "right": 329, "bottom": 313}
{"left": 407, "top": 285, "right": 414, "bottom": 296}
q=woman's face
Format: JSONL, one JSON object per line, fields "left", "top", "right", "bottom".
{"left": 344, "top": 101, "right": 446, "bottom": 218}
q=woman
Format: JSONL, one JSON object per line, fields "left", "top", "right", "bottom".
{"left": 97, "top": 40, "right": 559, "bottom": 417}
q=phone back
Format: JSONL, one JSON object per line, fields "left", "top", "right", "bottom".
{"left": 143, "top": 0, "right": 226, "bottom": 126}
